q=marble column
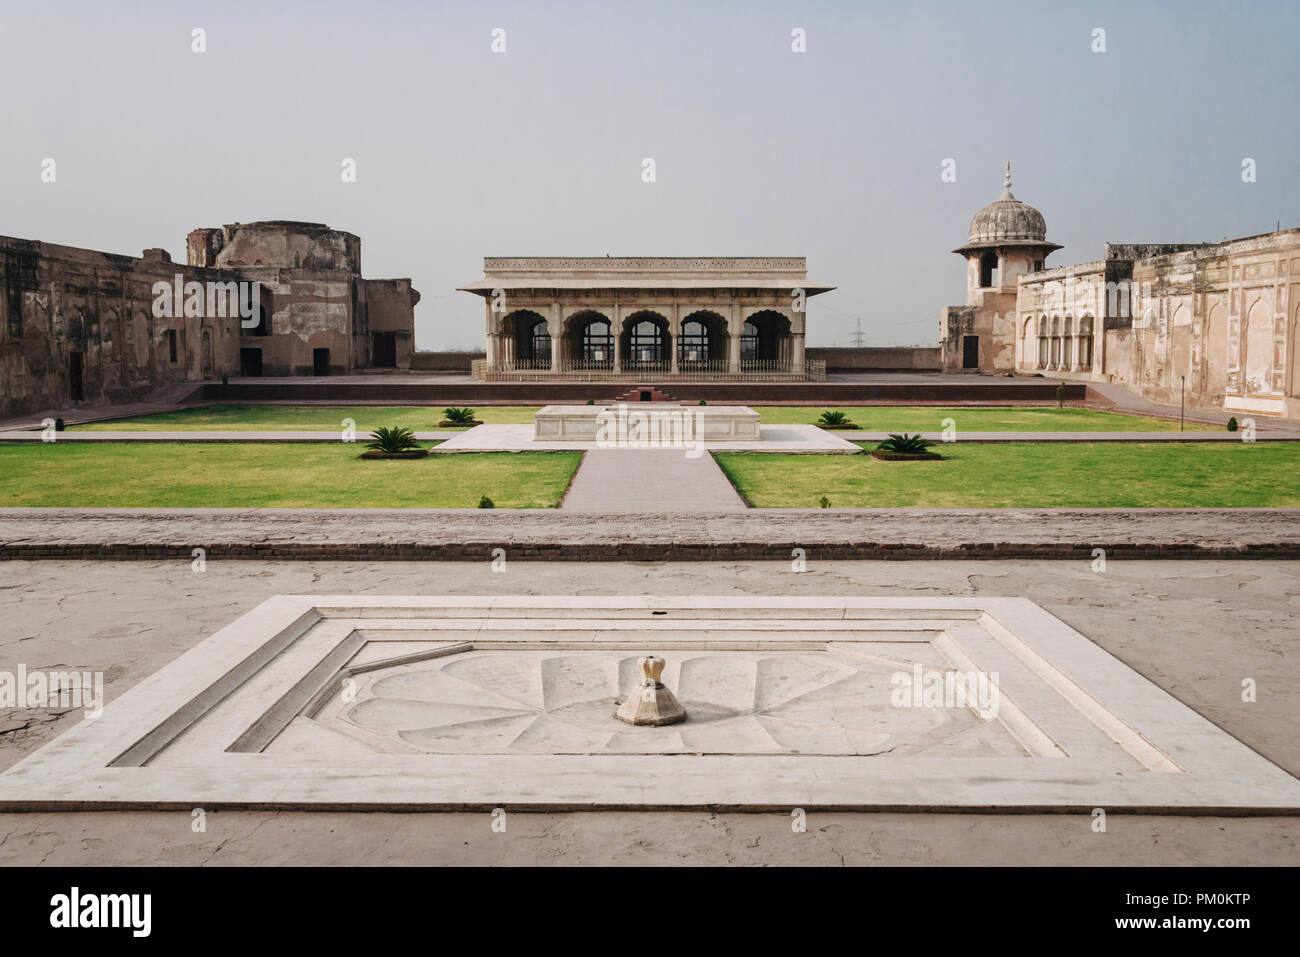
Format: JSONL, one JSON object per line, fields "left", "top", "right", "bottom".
{"left": 727, "top": 305, "right": 742, "bottom": 375}
{"left": 669, "top": 302, "right": 680, "bottom": 374}
{"left": 612, "top": 305, "right": 622, "bottom": 374}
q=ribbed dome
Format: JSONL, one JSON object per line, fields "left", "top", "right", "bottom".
{"left": 967, "top": 164, "right": 1047, "bottom": 244}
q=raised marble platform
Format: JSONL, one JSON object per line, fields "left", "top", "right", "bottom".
{"left": 434, "top": 423, "right": 861, "bottom": 453}
{"left": 2, "top": 595, "right": 1297, "bottom": 812}
{"left": 533, "top": 403, "right": 760, "bottom": 442}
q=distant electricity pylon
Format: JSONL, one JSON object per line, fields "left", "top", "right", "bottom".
{"left": 849, "top": 316, "right": 868, "bottom": 347}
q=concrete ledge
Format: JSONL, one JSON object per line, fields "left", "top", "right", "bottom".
{"left": 2, "top": 508, "right": 1297, "bottom": 561}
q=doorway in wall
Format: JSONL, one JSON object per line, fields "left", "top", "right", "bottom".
{"left": 372, "top": 333, "right": 396, "bottom": 368}
{"left": 240, "top": 348, "right": 263, "bottom": 377}
{"left": 962, "top": 335, "right": 980, "bottom": 369}
{"left": 313, "top": 348, "right": 330, "bottom": 376}
{"left": 69, "top": 352, "right": 84, "bottom": 401}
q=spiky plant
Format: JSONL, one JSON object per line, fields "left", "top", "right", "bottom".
{"left": 366, "top": 426, "right": 420, "bottom": 453}
{"left": 817, "top": 410, "right": 851, "bottom": 427}
{"left": 876, "top": 433, "right": 934, "bottom": 454}
{"left": 442, "top": 407, "right": 478, "bottom": 425}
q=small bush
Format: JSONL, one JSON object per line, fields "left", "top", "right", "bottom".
{"left": 817, "top": 410, "right": 858, "bottom": 429}
{"left": 1056, "top": 383, "right": 1066, "bottom": 408}
{"left": 1227, "top": 416, "right": 1238, "bottom": 432}
{"left": 54, "top": 417, "right": 65, "bottom": 432}
{"left": 699, "top": 399, "right": 707, "bottom": 406}
{"left": 442, "top": 407, "right": 477, "bottom": 425}
{"left": 586, "top": 398, "right": 595, "bottom": 405}
{"left": 877, "top": 433, "right": 934, "bottom": 454}
{"left": 366, "top": 426, "right": 420, "bottom": 454}
{"left": 478, "top": 495, "right": 495, "bottom": 509}
{"left": 819, "top": 496, "right": 831, "bottom": 508}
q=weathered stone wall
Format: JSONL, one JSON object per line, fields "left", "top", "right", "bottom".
{"left": 1014, "top": 262, "right": 1107, "bottom": 377}
{"left": 411, "top": 350, "right": 485, "bottom": 372}
{"left": 365, "top": 279, "right": 422, "bottom": 370}
{"left": 227, "top": 267, "right": 357, "bottom": 376}
{"left": 939, "top": 294, "right": 1017, "bottom": 373}
{"left": 805, "top": 347, "right": 940, "bottom": 372}
{"left": 0, "top": 238, "right": 242, "bottom": 417}
{"left": 1, "top": 221, "right": 418, "bottom": 417}
{"left": 1013, "top": 229, "right": 1300, "bottom": 417}
{"left": 188, "top": 221, "right": 361, "bottom": 273}
{"left": 941, "top": 248, "right": 1047, "bottom": 374}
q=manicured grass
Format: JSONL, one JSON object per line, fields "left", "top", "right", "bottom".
{"left": 73, "top": 404, "right": 1209, "bottom": 434}
{"left": 74, "top": 405, "right": 541, "bottom": 431}
{"left": 756, "top": 406, "right": 1211, "bottom": 431}
{"left": 713, "top": 443, "right": 1300, "bottom": 508}
{"left": 0, "top": 444, "right": 581, "bottom": 508}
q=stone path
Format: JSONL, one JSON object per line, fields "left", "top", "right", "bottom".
{"left": 561, "top": 450, "right": 747, "bottom": 512}
{"left": 1086, "top": 380, "right": 1300, "bottom": 431}
{"left": 2, "top": 507, "right": 1296, "bottom": 559}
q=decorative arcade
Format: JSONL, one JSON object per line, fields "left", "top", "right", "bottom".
{"left": 459, "top": 257, "right": 833, "bottom": 381}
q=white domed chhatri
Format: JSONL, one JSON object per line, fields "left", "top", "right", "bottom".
{"left": 954, "top": 163, "right": 1061, "bottom": 254}
{"left": 967, "top": 163, "right": 1049, "bottom": 244}
{"left": 942, "top": 163, "right": 1063, "bottom": 375}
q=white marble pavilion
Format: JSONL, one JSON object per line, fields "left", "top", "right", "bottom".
{"left": 458, "top": 256, "right": 834, "bottom": 380}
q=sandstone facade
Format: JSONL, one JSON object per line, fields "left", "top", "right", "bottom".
{"left": 942, "top": 169, "right": 1299, "bottom": 418}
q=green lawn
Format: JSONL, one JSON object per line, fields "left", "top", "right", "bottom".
{"left": 73, "top": 405, "right": 542, "bottom": 431}
{"left": 755, "top": 406, "right": 1211, "bottom": 431}
{"left": 73, "top": 404, "right": 1206, "bottom": 433}
{"left": 713, "top": 443, "right": 1300, "bottom": 508}
{"left": 0, "top": 444, "right": 581, "bottom": 508}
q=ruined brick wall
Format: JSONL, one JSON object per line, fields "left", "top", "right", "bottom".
{"left": 228, "top": 266, "right": 359, "bottom": 376}
{"left": 805, "top": 347, "right": 940, "bottom": 372}
{"left": 0, "top": 237, "right": 242, "bottom": 418}
{"left": 364, "top": 279, "right": 421, "bottom": 370}
{"left": 410, "top": 350, "right": 484, "bottom": 371}
{"left": 189, "top": 221, "right": 361, "bottom": 273}
{"left": 939, "top": 294, "right": 1016, "bottom": 373}
{"left": 1, "top": 220, "right": 420, "bottom": 416}
{"left": 185, "top": 222, "right": 416, "bottom": 378}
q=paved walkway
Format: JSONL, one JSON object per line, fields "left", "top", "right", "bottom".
{"left": 1086, "top": 380, "right": 1300, "bottom": 430}
{"left": 2, "top": 507, "right": 1296, "bottom": 559}
{"left": 560, "top": 451, "right": 747, "bottom": 512}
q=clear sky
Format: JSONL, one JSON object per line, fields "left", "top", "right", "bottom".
{"left": 2, "top": 0, "right": 1296, "bottom": 349}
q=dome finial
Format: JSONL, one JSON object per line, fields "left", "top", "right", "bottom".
{"left": 1001, "top": 162, "right": 1014, "bottom": 199}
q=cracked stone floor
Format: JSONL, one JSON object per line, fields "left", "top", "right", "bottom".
{"left": 0, "top": 558, "right": 1296, "bottom": 865}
